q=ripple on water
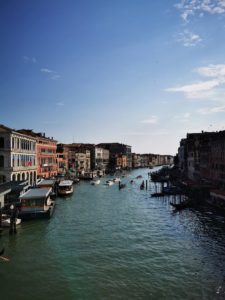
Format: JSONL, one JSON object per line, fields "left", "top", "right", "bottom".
{"left": 1, "top": 169, "right": 225, "bottom": 299}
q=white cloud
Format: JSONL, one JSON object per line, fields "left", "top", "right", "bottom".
{"left": 23, "top": 56, "right": 37, "bottom": 63}
{"left": 40, "top": 68, "right": 54, "bottom": 73}
{"left": 166, "top": 79, "right": 220, "bottom": 98}
{"left": 177, "top": 30, "right": 202, "bottom": 47}
{"left": 197, "top": 105, "right": 225, "bottom": 114}
{"left": 175, "top": 0, "right": 225, "bottom": 21}
{"left": 41, "top": 68, "right": 60, "bottom": 80}
{"left": 196, "top": 64, "right": 225, "bottom": 78}
{"left": 166, "top": 63, "right": 225, "bottom": 99}
{"left": 140, "top": 115, "right": 159, "bottom": 124}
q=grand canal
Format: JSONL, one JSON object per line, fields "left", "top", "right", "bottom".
{"left": 1, "top": 168, "right": 225, "bottom": 299}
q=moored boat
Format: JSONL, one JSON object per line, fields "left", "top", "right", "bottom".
{"left": 1, "top": 215, "right": 21, "bottom": 227}
{"left": 90, "top": 179, "right": 100, "bottom": 185}
{"left": 58, "top": 180, "right": 74, "bottom": 195}
{"left": 170, "top": 198, "right": 190, "bottom": 210}
{"left": 18, "top": 188, "right": 55, "bottom": 220}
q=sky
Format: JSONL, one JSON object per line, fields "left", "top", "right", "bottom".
{"left": 1, "top": 0, "right": 225, "bottom": 155}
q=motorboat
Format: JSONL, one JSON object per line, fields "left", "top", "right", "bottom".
{"left": 90, "top": 179, "right": 101, "bottom": 185}
{"left": 58, "top": 180, "right": 74, "bottom": 195}
{"left": 113, "top": 177, "right": 120, "bottom": 182}
{"left": 18, "top": 188, "right": 55, "bottom": 220}
{"left": 105, "top": 180, "right": 114, "bottom": 186}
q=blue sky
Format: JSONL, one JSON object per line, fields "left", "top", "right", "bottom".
{"left": 1, "top": 0, "right": 225, "bottom": 154}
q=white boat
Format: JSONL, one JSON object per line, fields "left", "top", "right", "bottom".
{"left": 58, "top": 180, "right": 74, "bottom": 195}
{"left": 90, "top": 179, "right": 100, "bottom": 185}
{"left": 113, "top": 177, "right": 121, "bottom": 182}
{"left": 105, "top": 180, "right": 114, "bottom": 186}
{"left": 1, "top": 215, "right": 22, "bottom": 227}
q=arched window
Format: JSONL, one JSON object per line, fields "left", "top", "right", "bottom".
{"left": 0, "top": 137, "right": 4, "bottom": 148}
{"left": 0, "top": 155, "right": 4, "bottom": 167}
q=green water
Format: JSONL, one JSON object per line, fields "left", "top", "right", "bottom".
{"left": 1, "top": 168, "right": 225, "bottom": 300}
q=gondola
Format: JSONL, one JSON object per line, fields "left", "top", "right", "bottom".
{"left": 170, "top": 200, "right": 190, "bottom": 210}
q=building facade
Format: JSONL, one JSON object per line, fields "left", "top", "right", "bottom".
{"left": 0, "top": 124, "right": 37, "bottom": 184}
{"left": 97, "top": 143, "right": 132, "bottom": 170}
{"left": 94, "top": 147, "right": 109, "bottom": 173}
{"left": 18, "top": 130, "right": 58, "bottom": 179}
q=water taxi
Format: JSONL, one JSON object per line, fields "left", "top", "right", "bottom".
{"left": 18, "top": 188, "right": 55, "bottom": 220}
{"left": 58, "top": 180, "right": 74, "bottom": 195}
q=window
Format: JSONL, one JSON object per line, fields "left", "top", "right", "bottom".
{"left": 0, "top": 155, "right": 4, "bottom": 167}
{"left": 0, "top": 137, "right": 4, "bottom": 148}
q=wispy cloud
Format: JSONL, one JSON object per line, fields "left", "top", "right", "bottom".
{"left": 40, "top": 68, "right": 60, "bottom": 80}
{"left": 40, "top": 68, "right": 54, "bottom": 73}
{"left": 195, "top": 64, "right": 225, "bottom": 78}
{"left": 175, "top": 0, "right": 225, "bottom": 22}
{"left": 197, "top": 105, "right": 225, "bottom": 114}
{"left": 166, "top": 63, "right": 225, "bottom": 99}
{"left": 177, "top": 30, "right": 202, "bottom": 47}
{"left": 23, "top": 56, "right": 37, "bottom": 63}
{"left": 140, "top": 115, "right": 159, "bottom": 124}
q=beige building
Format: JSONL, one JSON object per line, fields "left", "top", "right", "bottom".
{"left": 0, "top": 124, "right": 37, "bottom": 184}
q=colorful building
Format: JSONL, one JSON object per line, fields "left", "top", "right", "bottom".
{"left": 18, "top": 130, "right": 58, "bottom": 179}
{"left": 0, "top": 124, "right": 37, "bottom": 184}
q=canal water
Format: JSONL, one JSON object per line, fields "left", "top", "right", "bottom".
{"left": 1, "top": 168, "right": 225, "bottom": 300}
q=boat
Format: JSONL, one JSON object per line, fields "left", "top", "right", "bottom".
{"left": 1, "top": 215, "right": 22, "bottom": 227}
{"left": 58, "top": 180, "right": 74, "bottom": 195}
{"left": 113, "top": 177, "right": 121, "bottom": 182}
{"left": 73, "top": 178, "right": 80, "bottom": 184}
{"left": 18, "top": 188, "right": 55, "bottom": 220}
{"left": 90, "top": 179, "right": 100, "bottom": 185}
{"left": 105, "top": 180, "right": 114, "bottom": 186}
{"left": 170, "top": 198, "right": 190, "bottom": 210}
{"left": 140, "top": 180, "right": 145, "bottom": 190}
{"left": 119, "top": 182, "right": 126, "bottom": 190}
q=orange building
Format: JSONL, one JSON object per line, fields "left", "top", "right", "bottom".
{"left": 18, "top": 130, "right": 58, "bottom": 178}
{"left": 115, "top": 154, "right": 128, "bottom": 169}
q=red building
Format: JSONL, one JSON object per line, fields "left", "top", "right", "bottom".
{"left": 18, "top": 130, "right": 58, "bottom": 178}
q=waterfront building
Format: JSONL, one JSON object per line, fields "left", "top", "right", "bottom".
{"left": 56, "top": 143, "right": 69, "bottom": 175}
{"left": 210, "top": 131, "right": 225, "bottom": 189}
{"left": 94, "top": 147, "right": 109, "bottom": 175}
{"left": 67, "top": 144, "right": 91, "bottom": 176}
{"left": 177, "top": 139, "right": 187, "bottom": 175}
{"left": 132, "top": 153, "right": 141, "bottom": 168}
{"left": 0, "top": 124, "right": 37, "bottom": 184}
{"left": 0, "top": 180, "right": 30, "bottom": 207}
{"left": 140, "top": 154, "right": 150, "bottom": 168}
{"left": 97, "top": 143, "right": 132, "bottom": 171}
{"left": 115, "top": 154, "right": 128, "bottom": 169}
{"left": 18, "top": 129, "right": 58, "bottom": 179}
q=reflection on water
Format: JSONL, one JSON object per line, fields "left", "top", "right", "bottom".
{"left": 1, "top": 168, "right": 225, "bottom": 299}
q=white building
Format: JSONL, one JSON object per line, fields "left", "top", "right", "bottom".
{"left": 94, "top": 147, "right": 109, "bottom": 172}
{"left": 0, "top": 124, "right": 37, "bottom": 184}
